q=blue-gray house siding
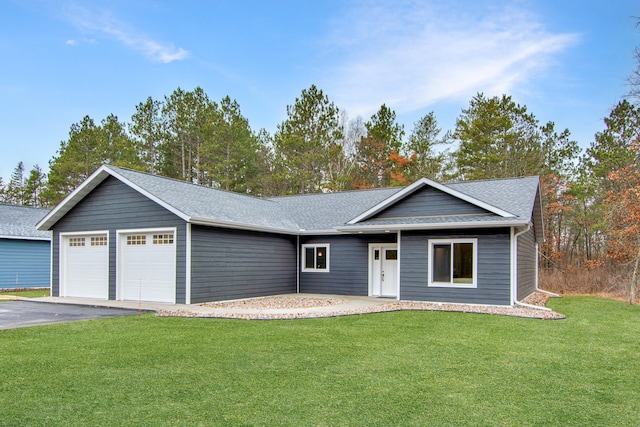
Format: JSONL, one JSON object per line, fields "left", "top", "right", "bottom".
{"left": 517, "top": 227, "right": 537, "bottom": 300}
{"left": 376, "top": 186, "right": 489, "bottom": 218}
{"left": 38, "top": 166, "right": 542, "bottom": 306}
{"left": 0, "top": 238, "right": 50, "bottom": 289}
{"left": 400, "top": 228, "right": 512, "bottom": 305}
{"left": 300, "top": 234, "right": 395, "bottom": 295}
{"left": 190, "top": 225, "right": 296, "bottom": 303}
{"left": 50, "top": 177, "right": 188, "bottom": 302}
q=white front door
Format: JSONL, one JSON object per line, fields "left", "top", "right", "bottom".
{"left": 369, "top": 244, "right": 398, "bottom": 298}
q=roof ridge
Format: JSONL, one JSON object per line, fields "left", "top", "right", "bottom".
{"left": 445, "top": 175, "right": 539, "bottom": 185}
{"left": 268, "top": 186, "right": 403, "bottom": 200}
{"left": 107, "top": 165, "right": 280, "bottom": 204}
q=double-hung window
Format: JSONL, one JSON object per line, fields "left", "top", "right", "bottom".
{"left": 428, "top": 239, "right": 477, "bottom": 287}
{"left": 302, "top": 244, "right": 330, "bottom": 272}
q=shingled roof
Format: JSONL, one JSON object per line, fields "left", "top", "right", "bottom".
{"left": 37, "top": 165, "right": 540, "bottom": 235}
{"left": 0, "top": 204, "right": 51, "bottom": 240}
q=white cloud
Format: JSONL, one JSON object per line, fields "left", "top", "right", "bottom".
{"left": 321, "top": 1, "right": 580, "bottom": 119}
{"left": 63, "top": 5, "right": 189, "bottom": 63}
{"left": 65, "top": 39, "right": 77, "bottom": 46}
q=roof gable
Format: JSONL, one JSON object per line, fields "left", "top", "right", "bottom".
{"left": 37, "top": 166, "right": 300, "bottom": 233}
{"left": 347, "top": 178, "right": 516, "bottom": 225}
{"left": 372, "top": 185, "right": 492, "bottom": 220}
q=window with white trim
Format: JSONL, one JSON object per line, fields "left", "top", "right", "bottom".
{"left": 428, "top": 239, "right": 477, "bottom": 287}
{"left": 302, "top": 244, "right": 330, "bottom": 272}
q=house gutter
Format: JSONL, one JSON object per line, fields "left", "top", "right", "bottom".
{"left": 0, "top": 235, "right": 52, "bottom": 241}
{"left": 189, "top": 217, "right": 300, "bottom": 235}
{"left": 336, "top": 219, "right": 528, "bottom": 233}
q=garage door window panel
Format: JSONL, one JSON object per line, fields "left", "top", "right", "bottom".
{"left": 127, "top": 235, "right": 146, "bottom": 245}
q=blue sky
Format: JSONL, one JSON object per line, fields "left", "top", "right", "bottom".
{"left": 0, "top": 0, "right": 638, "bottom": 180}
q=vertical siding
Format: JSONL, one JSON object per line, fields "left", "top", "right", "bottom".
{"left": 375, "top": 187, "right": 488, "bottom": 218}
{"left": 190, "top": 225, "right": 296, "bottom": 303}
{"left": 400, "top": 228, "right": 512, "bottom": 305}
{"left": 300, "top": 234, "right": 396, "bottom": 295}
{"left": 50, "top": 177, "right": 187, "bottom": 303}
{"left": 517, "top": 227, "right": 536, "bottom": 300}
{"left": 0, "top": 239, "right": 50, "bottom": 289}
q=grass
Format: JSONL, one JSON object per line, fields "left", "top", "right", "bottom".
{"left": 0, "top": 296, "right": 638, "bottom": 426}
{"left": 0, "top": 288, "right": 50, "bottom": 300}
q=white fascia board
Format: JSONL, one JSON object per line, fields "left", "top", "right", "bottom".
{"left": 36, "top": 165, "right": 112, "bottom": 230}
{"left": 336, "top": 219, "right": 528, "bottom": 233}
{"left": 36, "top": 165, "right": 191, "bottom": 230}
{"left": 0, "top": 235, "right": 51, "bottom": 241}
{"left": 347, "top": 178, "right": 516, "bottom": 225}
{"left": 189, "top": 217, "right": 300, "bottom": 235}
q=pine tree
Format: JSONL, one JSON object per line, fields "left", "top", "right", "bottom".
{"left": 6, "top": 161, "right": 25, "bottom": 205}
{"left": 273, "top": 85, "right": 343, "bottom": 194}
{"left": 454, "top": 93, "right": 542, "bottom": 180}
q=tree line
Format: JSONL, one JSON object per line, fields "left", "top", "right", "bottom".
{"left": 0, "top": 86, "right": 581, "bottom": 203}
{"left": 2, "top": 24, "right": 640, "bottom": 301}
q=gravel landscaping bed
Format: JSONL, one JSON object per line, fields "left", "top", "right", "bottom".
{"left": 200, "top": 295, "right": 349, "bottom": 309}
{"left": 158, "top": 292, "right": 565, "bottom": 320}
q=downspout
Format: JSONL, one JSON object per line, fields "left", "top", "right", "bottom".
{"left": 49, "top": 232, "right": 54, "bottom": 297}
{"left": 185, "top": 223, "right": 191, "bottom": 304}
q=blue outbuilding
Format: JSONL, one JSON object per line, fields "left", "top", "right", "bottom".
{"left": 0, "top": 204, "right": 51, "bottom": 289}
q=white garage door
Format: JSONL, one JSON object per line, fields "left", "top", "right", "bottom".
{"left": 62, "top": 233, "right": 109, "bottom": 299}
{"left": 119, "top": 231, "right": 176, "bottom": 303}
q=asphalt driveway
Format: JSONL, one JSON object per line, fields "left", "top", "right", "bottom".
{"left": 0, "top": 300, "right": 143, "bottom": 330}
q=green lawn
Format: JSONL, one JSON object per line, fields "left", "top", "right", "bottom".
{"left": 1, "top": 297, "right": 638, "bottom": 426}
{"left": 0, "top": 288, "right": 50, "bottom": 299}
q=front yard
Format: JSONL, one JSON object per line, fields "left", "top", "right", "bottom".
{"left": 1, "top": 296, "right": 638, "bottom": 426}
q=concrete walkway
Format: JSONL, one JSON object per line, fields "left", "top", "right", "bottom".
{"left": 25, "top": 294, "right": 397, "bottom": 319}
